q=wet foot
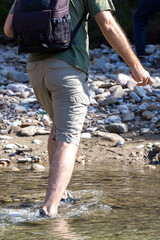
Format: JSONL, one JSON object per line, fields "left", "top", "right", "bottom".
{"left": 39, "top": 208, "right": 57, "bottom": 219}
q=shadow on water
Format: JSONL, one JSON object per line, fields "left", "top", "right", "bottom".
{"left": 0, "top": 163, "right": 160, "bottom": 240}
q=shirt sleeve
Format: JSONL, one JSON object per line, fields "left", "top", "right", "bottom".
{"left": 87, "top": 0, "right": 115, "bottom": 18}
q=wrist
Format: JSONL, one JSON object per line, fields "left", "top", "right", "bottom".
{"left": 127, "top": 51, "right": 144, "bottom": 69}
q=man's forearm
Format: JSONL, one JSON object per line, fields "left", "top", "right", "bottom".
{"left": 95, "top": 11, "right": 141, "bottom": 70}
{"left": 4, "top": 14, "right": 13, "bottom": 37}
{"left": 95, "top": 10, "right": 152, "bottom": 86}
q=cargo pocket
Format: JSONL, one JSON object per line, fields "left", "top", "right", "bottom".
{"left": 70, "top": 92, "right": 90, "bottom": 106}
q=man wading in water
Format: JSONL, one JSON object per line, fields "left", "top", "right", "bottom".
{"left": 4, "top": 0, "right": 152, "bottom": 218}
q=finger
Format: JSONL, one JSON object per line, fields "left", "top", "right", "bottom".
{"left": 145, "top": 77, "right": 152, "bottom": 85}
{"left": 147, "top": 77, "right": 152, "bottom": 85}
{"left": 131, "top": 73, "right": 135, "bottom": 80}
{"left": 137, "top": 82, "right": 144, "bottom": 86}
{"left": 137, "top": 78, "right": 151, "bottom": 86}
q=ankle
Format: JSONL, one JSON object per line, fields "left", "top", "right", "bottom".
{"left": 42, "top": 206, "right": 57, "bottom": 216}
{"left": 61, "top": 190, "right": 68, "bottom": 199}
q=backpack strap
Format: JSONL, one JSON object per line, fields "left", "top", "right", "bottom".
{"left": 70, "top": 11, "right": 87, "bottom": 43}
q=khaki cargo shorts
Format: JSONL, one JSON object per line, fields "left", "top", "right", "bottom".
{"left": 27, "top": 58, "right": 89, "bottom": 146}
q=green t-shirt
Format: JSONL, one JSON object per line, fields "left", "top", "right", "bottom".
{"left": 10, "top": 0, "right": 115, "bottom": 74}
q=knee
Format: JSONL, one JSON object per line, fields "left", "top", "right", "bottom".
{"left": 55, "top": 141, "right": 78, "bottom": 157}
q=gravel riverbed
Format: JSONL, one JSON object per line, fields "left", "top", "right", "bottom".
{"left": 0, "top": 44, "right": 160, "bottom": 170}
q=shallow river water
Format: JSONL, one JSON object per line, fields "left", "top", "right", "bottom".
{"left": 0, "top": 163, "right": 160, "bottom": 240}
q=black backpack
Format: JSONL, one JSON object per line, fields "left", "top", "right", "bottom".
{"left": 12, "top": 0, "right": 86, "bottom": 54}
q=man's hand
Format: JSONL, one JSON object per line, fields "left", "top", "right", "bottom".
{"left": 95, "top": 10, "right": 152, "bottom": 86}
{"left": 131, "top": 65, "right": 152, "bottom": 86}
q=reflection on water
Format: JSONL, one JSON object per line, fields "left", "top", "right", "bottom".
{"left": 0, "top": 164, "right": 160, "bottom": 240}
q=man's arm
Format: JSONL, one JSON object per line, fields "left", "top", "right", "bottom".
{"left": 4, "top": 14, "right": 13, "bottom": 38}
{"left": 95, "top": 10, "right": 152, "bottom": 86}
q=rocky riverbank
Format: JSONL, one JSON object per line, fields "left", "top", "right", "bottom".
{"left": 0, "top": 44, "right": 160, "bottom": 170}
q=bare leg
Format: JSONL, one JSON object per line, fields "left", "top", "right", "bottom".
{"left": 47, "top": 125, "right": 68, "bottom": 199}
{"left": 47, "top": 125, "right": 57, "bottom": 165}
{"left": 43, "top": 140, "right": 78, "bottom": 215}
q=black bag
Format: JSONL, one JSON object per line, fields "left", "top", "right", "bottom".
{"left": 12, "top": 0, "right": 86, "bottom": 54}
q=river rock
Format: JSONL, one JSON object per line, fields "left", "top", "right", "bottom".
{"left": 104, "top": 116, "right": 122, "bottom": 124}
{"left": 81, "top": 132, "right": 92, "bottom": 138}
{"left": 122, "top": 112, "right": 135, "bottom": 122}
{"left": 145, "top": 44, "right": 156, "bottom": 55}
{"left": 0, "top": 135, "right": 13, "bottom": 140}
{"left": 12, "top": 167, "right": 20, "bottom": 171}
{"left": 7, "top": 71, "right": 28, "bottom": 83}
{"left": 127, "top": 79, "right": 137, "bottom": 91}
{"left": 99, "top": 96, "right": 117, "bottom": 106}
{"left": 20, "top": 126, "right": 40, "bottom": 136}
{"left": 117, "top": 105, "right": 130, "bottom": 114}
{"left": 10, "top": 126, "right": 22, "bottom": 134}
{"left": 129, "top": 91, "right": 141, "bottom": 102}
{"left": 32, "top": 139, "right": 42, "bottom": 145}
{"left": 94, "top": 93, "right": 109, "bottom": 102}
{"left": 92, "top": 57, "right": 106, "bottom": 68}
{"left": 6, "top": 83, "right": 28, "bottom": 92}
{"left": 20, "top": 91, "right": 30, "bottom": 98}
{"left": 93, "top": 131, "right": 125, "bottom": 145}
{"left": 108, "top": 123, "right": 128, "bottom": 134}
{"left": 141, "top": 110, "right": 156, "bottom": 120}
{"left": 17, "top": 158, "right": 32, "bottom": 163}
{"left": 117, "top": 73, "right": 131, "bottom": 86}
{"left": 95, "top": 88, "right": 105, "bottom": 95}
{"left": 145, "top": 165, "right": 157, "bottom": 170}
{"left": 147, "top": 104, "right": 158, "bottom": 111}
{"left": 134, "top": 86, "right": 147, "bottom": 98}
{"left": 110, "top": 53, "right": 119, "bottom": 62}
{"left": 140, "top": 128, "right": 150, "bottom": 134}
{"left": 112, "top": 85, "right": 125, "bottom": 98}
{"left": 15, "top": 106, "right": 27, "bottom": 112}
{"left": 154, "top": 143, "right": 160, "bottom": 153}
{"left": 35, "top": 128, "right": 50, "bottom": 135}
{"left": 0, "top": 159, "right": 11, "bottom": 166}
{"left": 30, "top": 164, "right": 46, "bottom": 171}
{"left": 3, "top": 144, "right": 18, "bottom": 149}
